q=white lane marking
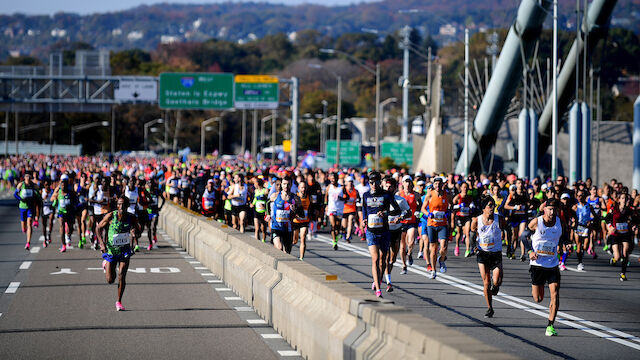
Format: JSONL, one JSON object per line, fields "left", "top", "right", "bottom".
{"left": 261, "top": 333, "right": 282, "bottom": 339}
{"left": 184, "top": 256, "right": 194, "bottom": 259}
{"left": 201, "top": 273, "right": 216, "bottom": 276}
{"left": 19, "top": 261, "right": 32, "bottom": 270}
{"left": 171, "top": 244, "right": 179, "bottom": 247}
{"left": 316, "top": 234, "right": 640, "bottom": 351}
{"left": 0, "top": 313, "right": 2, "bottom": 318}
{"left": 225, "top": 297, "right": 242, "bottom": 300}
{"left": 278, "top": 350, "right": 301, "bottom": 356}
{"left": 30, "top": 246, "right": 41, "bottom": 254}
{"left": 234, "top": 307, "right": 253, "bottom": 312}
{"left": 207, "top": 279, "right": 223, "bottom": 283}
{"left": 247, "top": 319, "right": 267, "bottom": 324}
{"left": 5, "top": 282, "right": 20, "bottom": 294}
{"left": 189, "top": 261, "right": 201, "bottom": 264}
{"left": 215, "top": 288, "right": 232, "bottom": 291}
{"left": 194, "top": 266, "right": 208, "bottom": 270}
{"left": 39, "top": 235, "right": 45, "bottom": 242}
{"left": 87, "top": 268, "right": 104, "bottom": 271}
{"left": 179, "top": 251, "right": 188, "bottom": 255}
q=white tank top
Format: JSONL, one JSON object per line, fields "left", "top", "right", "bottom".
{"left": 477, "top": 214, "right": 502, "bottom": 253}
{"left": 327, "top": 184, "right": 344, "bottom": 213}
{"left": 530, "top": 216, "right": 562, "bottom": 268}
{"left": 230, "top": 184, "right": 247, "bottom": 206}
{"left": 125, "top": 186, "right": 138, "bottom": 214}
{"left": 389, "top": 194, "right": 409, "bottom": 231}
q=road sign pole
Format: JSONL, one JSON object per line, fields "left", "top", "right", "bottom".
{"left": 241, "top": 109, "right": 246, "bottom": 154}
{"left": 336, "top": 76, "right": 342, "bottom": 167}
{"left": 271, "top": 109, "right": 276, "bottom": 166}
{"left": 111, "top": 106, "right": 116, "bottom": 154}
{"left": 291, "top": 77, "right": 299, "bottom": 167}
{"left": 252, "top": 110, "right": 258, "bottom": 162}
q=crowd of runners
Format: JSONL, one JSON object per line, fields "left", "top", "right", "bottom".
{"left": 4, "top": 154, "right": 639, "bottom": 336}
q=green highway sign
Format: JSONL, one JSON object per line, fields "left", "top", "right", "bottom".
{"left": 326, "top": 140, "right": 361, "bottom": 166}
{"left": 234, "top": 75, "right": 279, "bottom": 110}
{"left": 381, "top": 142, "right": 413, "bottom": 166}
{"left": 159, "top": 73, "right": 234, "bottom": 109}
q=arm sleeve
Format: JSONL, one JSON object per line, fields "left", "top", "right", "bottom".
{"left": 520, "top": 228, "right": 533, "bottom": 252}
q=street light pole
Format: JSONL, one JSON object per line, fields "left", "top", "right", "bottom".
{"left": 336, "top": 76, "right": 342, "bottom": 167}
{"left": 271, "top": 109, "right": 277, "bottom": 165}
{"left": 72, "top": 121, "right": 110, "bottom": 147}
{"left": 401, "top": 25, "right": 411, "bottom": 143}
{"left": 379, "top": 97, "right": 397, "bottom": 166}
{"left": 143, "top": 118, "right": 164, "bottom": 151}
{"left": 375, "top": 63, "right": 380, "bottom": 170}
{"left": 241, "top": 109, "right": 246, "bottom": 154}
{"left": 201, "top": 117, "right": 218, "bottom": 158}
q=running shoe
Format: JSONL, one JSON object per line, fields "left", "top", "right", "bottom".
{"left": 609, "top": 258, "right": 617, "bottom": 266}
{"left": 375, "top": 290, "right": 383, "bottom": 298}
{"left": 545, "top": 325, "right": 558, "bottom": 336}
{"left": 577, "top": 263, "right": 584, "bottom": 271}
{"left": 592, "top": 251, "right": 598, "bottom": 260}
{"left": 332, "top": 241, "right": 338, "bottom": 251}
{"left": 115, "top": 301, "right": 125, "bottom": 311}
{"left": 92, "top": 241, "right": 98, "bottom": 250}
{"left": 147, "top": 244, "right": 152, "bottom": 251}
{"left": 65, "top": 235, "right": 71, "bottom": 246}
{"left": 490, "top": 284, "right": 500, "bottom": 296}
{"left": 454, "top": 246, "right": 460, "bottom": 256}
{"left": 418, "top": 251, "right": 423, "bottom": 259}
{"left": 559, "top": 263, "right": 566, "bottom": 271}
{"left": 43, "top": 240, "right": 48, "bottom": 248}
{"left": 484, "top": 308, "right": 494, "bottom": 318}
{"left": 586, "top": 247, "right": 593, "bottom": 255}
{"left": 426, "top": 264, "right": 433, "bottom": 272}
{"left": 33, "top": 219, "right": 39, "bottom": 228}
{"left": 386, "top": 284, "right": 394, "bottom": 292}
{"left": 102, "top": 260, "right": 108, "bottom": 272}
{"left": 465, "top": 250, "right": 471, "bottom": 258}
{"left": 78, "top": 237, "right": 84, "bottom": 249}
{"left": 24, "top": 243, "right": 30, "bottom": 251}
{"left": 408, "top": 254, "right": 413, "bottom": 266}
{"left": 400, "top": 267, "right": 408, "bottom": 275}
{"left": 520, "top": 254, "right": 527, "bottom": 262}
{"left": 620, "top": 273, "right": 627, "bottom": 281}
{"left": 59, "top": 245, "right": 66, "bottom": 253}
{"left": 438, "top": 256, "right": 447, "bottom": 273}
{"left": 153, "top": 234, "right": 158, "bottom": 244}
{"left": 134, "top": 245, "right": 140, "bottom": 252}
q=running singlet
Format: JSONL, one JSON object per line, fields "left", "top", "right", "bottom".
{"left": 42, "top": 189, "right": 54, "bottom": 216}
{"left": 231, "top": 185, "right": 248, "bottom": 206}
{"left": 361, "top": 191, "right": 394, "bottom": 234}
{"left": 427, "top": 191, "right": 449, "bottom": 227}
{"left": 610, "top": 209, "right": 631, "bottom": 238}
{"left": 57, "top": 191, "right": 73, "bottom": 215}
{"left": 399, "top": 190, "right": 419, "bottom": 224}
{"left": 455, "top": 195, "right": 472, "bottom": 218}
{"left": 253, "top": 188, "right": 268, "bottom": 214}
{"left": 477, "top": 214, "right": 502, "bottom": 252}
{"left": 107, "top": 211, "right": 132, "bottom": 255}
{"left": 125, "top": 186, "right": 138, "bottom": 214}
{"left": 293, "top": 195, "right": 310, "bottom": 224}
{"left": 17, "top": 183, "right": 36, "bottom": 209}
{"left": 389, "top": 195, "right": 409, "bottom": 231}
{"left": 271, "top": 192, "right": 294, "bottom": 232}
{"left": 202, "top": 189, "right": 216, "bottom": 211}
{"left": 343, "top": 188, "right": 358, "bottom": 214}
{"left": 326, "top": 184, "right": 344, "bottom": 215}
{"left": 576, "top": 202, "right": 592, "bottom": 237}
{"left": 530, "top": 216, "right": 562, "bottom": 268}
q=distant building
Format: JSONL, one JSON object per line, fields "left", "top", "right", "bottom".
{"left": 161, "top": 35, "right": 181, "bottom": 44}
{"left": 439, "top": 24, "right": 456, "bottom": 36}
{"left": 112, "top": 28, "right": 122, "bottom": 36}
{"left": 127, "top": 31, "right": 144, "bottom": 41}
{"left": 51, "top": 28, "right": 67, "bottom": 37}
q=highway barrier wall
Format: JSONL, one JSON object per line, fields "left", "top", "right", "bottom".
{"left": 160, "top": 202, "right": 517, "bottom": 360}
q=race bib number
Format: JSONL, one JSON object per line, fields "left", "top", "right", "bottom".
{"left": 389, "top": 215, "right": 401, "bottom": 224}
{"left": 346, "top": 198, "right": 356, "bottom": 205}
{"left": 78, "top": 195, "right": 86, "bottom": 204}
{"left": 576, "top": 225, "right": 589, "bottom": 237}
{"left": 534, "top": 241, "right": 556, "bottom": 256}
{"left": 311, "top": 195, "right": 318, "bottom": 203}
{"left": 169, "top": 187, "right": 178, "bottom": 195}
{"left": 616, "top": 222, "right": 629, "bottom": 234}
{"left": 256, "top": 202, "right": 266, "bottom": 212}
{"left": 43, "top": 206, "right": 52, "bottom": 216}
{"left": 275, "top": 209, "right": 290, "bottom": 223}
{"left": 459, "top": 207, "right": 469, "bottom": 216}
{"left": 204, "top": 200, "right": 214, "bottom": 209}
{"left": 368, "top": 214, "right": 384, "bottom": 228}
{"left": 20, "top": 189, "right": 33, "bottom": 198}
{"left": 433, "top": 211, "right": 446, "bottom": 221}
{"left": 478, "top": 236, "right": 495, "bottom": 250}
{"left": 61, "top": 198, "right": 71, "bottom": 208}
{"left": 112, "top": 233, "right": 130, "bottom": 247}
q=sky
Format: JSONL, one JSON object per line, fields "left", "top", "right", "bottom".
{"left": 1, "top": 0, "right": 378, "bottom": 16}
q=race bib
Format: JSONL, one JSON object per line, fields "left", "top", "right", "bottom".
{"left": 169, "top": 187, "right": 178, "bottom": 195}
{"left": 346, "top": 198, "right": 356, "bottom": 205}
{"left": 112, "top": 233, "right": 130, "bottom": 247}
{"left": 152, "top": 196, "right": 158, "bottom": 206}
{"left": 576, "top": 225, "right": 589, "bottom": 237}
{"left": 61, "top": 198, "right": 71, "bottom": 207}
{"left": 204, "top": 200, "right": 214, "bottom": 209}
{"left": 311, "top": 195, "right": 318, "bottom": 203}
{"left": 275, "top": 209, "right": 290, "bottom": 223}
{"left": 433, "top": 211, "right": 446, "bottom": 221}
{"left": 478, "top": 236, "right": 495, "bottom": 250}
{"left": 368, "top": 214, "right": 384, "bottom": 228}
{"left": 534, "top": 241, "right": 556, "bottom": 256}
{"left": 459, "top": 207, "right": 469, "bottom": 216}
{"left": 127, "top": 206, "right": 136, "bottom": 214}
{"left": 20, "top": 189, "right": 33, "bottom": 198}
{"left": 43, "top": 206, "right": 52, "bottom": 216}
{"left": 78, "top": 195, "right": 86, "bottom": 204}
{"left": 514, "top": 205, "right": 525, "bottom": 214}
{"left": 388, "top": 215, "right": 401, "bottom": 224}
{"left": 255, "top": 202, "right": 266, "bottom": 212}
{"left": 616, "top": 222, "right": 629, "bottom": 234}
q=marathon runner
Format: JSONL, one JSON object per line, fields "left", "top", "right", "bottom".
{"left": 97, "top": 195, "right": 140, "bottom": 311}
{"left": 145, "top": 179, "right": 164, "bottom": 247}
{"left": 522, "top": 198, "right": 565, "bottom": 336}
{"left": 293, "top": 181, "right": 310, "bottom": 260}
{"left": 251, "top": 177, "right": 269, "bottom": 242}
{"left": 382, "top": 176, "right": 409, "bottom": 288}
{"left": 425, "top": 176, "right": 451, "bottom": 278}
{"left": 399, "top": 175, "right": 421, "bottom": 269}
{"left": 52, "top": 174, "right": 78, "bottom": 253}
{"left": 325, "top": 172, "right": 346, "bottom": 250}
{"left": 269, "top": 176, "right": 302, "bottom": 254}
{"left": 40, "top": 179, "right": 55, "bottom": 247}
{"left": 609, "top": 192, "right": 634, "bottom": 281}
{"left": 341, "top": 177, "right": 359, "bottom": 243}
{"left": 452, "top": 181, "right": 473, "bottom": 257}
{"left": 471, "top": 196, "right": 506, "bottom": 318}
{"left": 15, "top": 171, "right": 39, "bottom": 250}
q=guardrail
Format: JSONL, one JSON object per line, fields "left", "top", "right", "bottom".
{"left": 160, "top": 202, "right": 517, "bottom": 360}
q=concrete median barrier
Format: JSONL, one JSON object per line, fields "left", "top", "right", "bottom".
{"left": 160, "top": 202, "right": 517, "bottom": 360}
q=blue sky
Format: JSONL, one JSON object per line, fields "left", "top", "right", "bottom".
{"left": 1, "top": 0, "right": 376, "bottom": 15}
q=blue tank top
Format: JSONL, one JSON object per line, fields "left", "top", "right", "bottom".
{"left": 271, "top": 192, "right": 293, "bottom": 232}
{"left": 576, "top": 202, "right": 592, "bottom": 225}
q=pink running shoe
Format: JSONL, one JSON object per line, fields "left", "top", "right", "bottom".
{"left": 115, "top": 301, "right": 125, "bottom": 311}
{"left": 454, "top": 246, "right": 460, "bottom": 257}
{"left": 559, "top": 263, "right": 567, "bottom": 271}
{"left": 60, "top": 245, "right": 66, "bottom": 253}
{"left": 102, "top": 260, "right": 108, "bottom": 272}
{"left": 33, "top": 220, "right": 39, "bottom": 228}
{"left": 375, "top": 290, "right": 383, "bottom": 298}
{"left": 153, "top": 235, "right": 158, "bottom": 244}
{"left": 25, "top": 243, "right": 30, "bottom": 251}
{"left": 147, "top": 244, "right": 153, "bottom": 251}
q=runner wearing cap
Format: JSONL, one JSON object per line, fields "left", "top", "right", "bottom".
{"left": 15, "top": 171, "right": 39, "bottom": 251}
{"left": 399, "top": 175, "right": 421, "bottom": 270}
{"left": 40, "top": 179, "right": 55, "bottom": 247}
{"left": 424, "top": 176, "right": 451, "bottom": 278}
{"left": 471, "top": 196, "right": 506, "bottom": 318}
{"left": 341, "top": 177, "right": 359, "bottom": 243}
{"left": 362, "top": 171, "right": 401, "bottom": 297}
{"left": 383, "top": 176, "right": 410, "bottom": 284}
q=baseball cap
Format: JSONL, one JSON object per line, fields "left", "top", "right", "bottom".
{"left": 561, "top": 193, "right": 570, "bottom": 200}
{"left": 60, "top": 174, "right": 69, "bottom": 181}
{"left": 402, "top": 175, "right": 412, "bottom": 183}
{"left": 416, "top": 180, "right": 426, "bottom": 186}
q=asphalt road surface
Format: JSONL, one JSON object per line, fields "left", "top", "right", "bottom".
{"left": 0, "top": 199, "right": 301, "bottom": 360}
{"left": 298, "top": 228, "right": 640, "bottom": 360}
